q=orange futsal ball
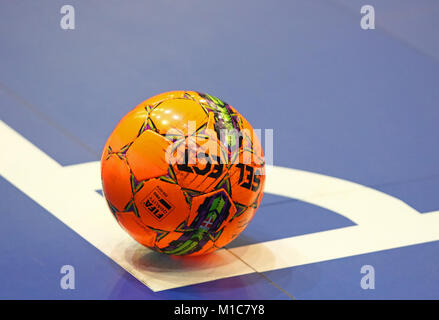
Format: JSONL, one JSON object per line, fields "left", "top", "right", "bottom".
{"left": 101, "top": 91, "right": 265, "bottom": 256}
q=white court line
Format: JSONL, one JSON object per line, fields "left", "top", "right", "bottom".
{"left": 1, "top": 120, "right": 439, "bottom": 291}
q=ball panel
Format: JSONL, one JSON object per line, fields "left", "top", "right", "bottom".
{"left": 101, "top": 155, "right": 133, "bottom": 212}
{"left": 188, "top": 189, "right": 237, "bottom": 227}
{"left": 126, "top": 130, "right": 171, "bottom": 181}
{"left": 149, "top": 99, "right": 208, "bottom": 135}
{"left": 133, "top": 178, "right": 190, "bottom": 231}
{"left": 116, "top": 211, "right": 157, "bottom": 248}
{"left": 197, "top": 93, "right": 242, "bottom": 138}
{"left": 105, "top": 106, "right": 148, "bottom": 152}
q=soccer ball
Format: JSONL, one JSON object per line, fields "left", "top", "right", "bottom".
{"left": 101, "top": 91, "right": 265, "bottom": 256}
